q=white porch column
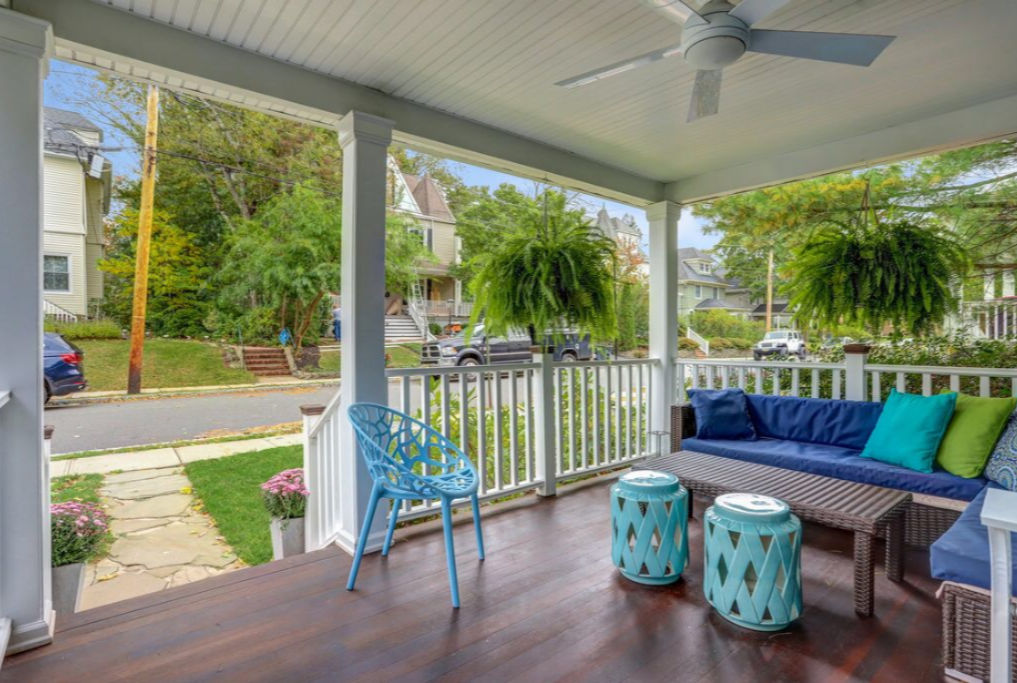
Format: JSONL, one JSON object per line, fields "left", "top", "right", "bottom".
{"left": 334, "top": 111, "right": 393, "bottom": 555}
{"left": 646, "top": 201, "right": 680, "bottom": 449}
{"left": 985, "top": 272, "right": 996, "bottom": 301}
{"left": 0, "top": 9, "right": 53, "bottom": 654}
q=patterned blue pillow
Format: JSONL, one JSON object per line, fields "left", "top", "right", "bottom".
{"left": 985, "top": 412, "right": 1017, "bottom": 491}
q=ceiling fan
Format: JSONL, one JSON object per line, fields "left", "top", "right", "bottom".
{"left": 555, "top": 0, "right": 896, "bottom": 122}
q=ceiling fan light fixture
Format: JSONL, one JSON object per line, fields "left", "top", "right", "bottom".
{"left": 682, "top": 35, "right": 746, "bottom": 70}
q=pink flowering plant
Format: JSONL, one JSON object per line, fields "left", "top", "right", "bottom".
{"left": 261, "top": 468, "right": 309, "bottom": 520}
{"left": 51, "top": 501, "right": 109, "bottom": 567}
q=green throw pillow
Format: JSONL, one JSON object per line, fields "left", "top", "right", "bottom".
{"left": 936, "top": 393, "right": 1017, "bottom": 478}
{"left": 861, "top": 389, "right": 956, "bottom": 473}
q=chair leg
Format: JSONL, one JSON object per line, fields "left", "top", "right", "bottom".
{"left": 346, "top": 482, "right": 383, "bottom": 591}
{"left": 440, "top": 497, "right": 461, "bottom": 608}
{"left": 471, "top": 494, "right": 485, "bottom": 561}
{"left": 382, "top": 500, "right": 400, "bottom": 556}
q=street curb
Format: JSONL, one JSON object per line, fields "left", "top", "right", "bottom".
{"left": 49, "top": 378, "right": 340, "bottom": 406}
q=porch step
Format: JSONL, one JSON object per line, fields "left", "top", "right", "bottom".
{"left": 240, "top": 347, "right": 292, "bottom": 377}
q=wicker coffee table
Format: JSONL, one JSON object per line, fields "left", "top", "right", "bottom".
{"left": 643, "top": 450, "right": 912, "bottom": 617}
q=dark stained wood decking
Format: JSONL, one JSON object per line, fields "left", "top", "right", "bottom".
{"left": 3, "top": 479, "right": 943, "bottom": 682}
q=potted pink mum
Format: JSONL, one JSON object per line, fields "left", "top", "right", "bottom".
{"left": 51, "top": 501, "right": 109, "bottom": 613}
{"left": 262, "top": 468, "right": 308, "bottom": 560}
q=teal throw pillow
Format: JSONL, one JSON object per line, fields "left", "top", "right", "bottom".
{"left": 985, "top": 411, "right": 1017, "bottom": 491}
{"left": 860, "top": 389, "right": 957, "bottom": 473}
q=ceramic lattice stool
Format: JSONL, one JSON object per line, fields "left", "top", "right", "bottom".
{"left": 703, "top": 493, "right": 802, "bottom": 631}
{"left": 611, "top": 470, "right": 689, "bottom": 585}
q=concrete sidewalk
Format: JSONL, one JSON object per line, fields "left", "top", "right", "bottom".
{"left": 50, "top": 433, "right": 302, "bottom": 477}
{"left": 51, "top": 376, "right": 339, "bottom": 406}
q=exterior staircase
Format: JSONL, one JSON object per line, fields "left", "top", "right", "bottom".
{"left": 385, "top": 314, "right": 423, "bottom": 341}
{"left": 241, "top": 347, "right": 291, "bottom": 377}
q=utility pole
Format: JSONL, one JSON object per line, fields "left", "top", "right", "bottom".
{"left": 765, "top": 248, "right": 774, "bottom": 332}
{"left": 127, "top": 84, "right": 159, "bottom": 394}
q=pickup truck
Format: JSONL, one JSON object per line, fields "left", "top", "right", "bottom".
{"left": 420, "top": 324, "right": 592, "bottom": 367}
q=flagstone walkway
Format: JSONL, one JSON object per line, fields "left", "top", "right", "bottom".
{"left": 80, "top": 466, "right": 243, "bottom": 610}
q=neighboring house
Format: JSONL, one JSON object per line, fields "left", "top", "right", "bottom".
{"left": 388, "top": 161, "right": 466, "bottom": 321}
{"left": 42, "top": 107, "right": 112, "bottom": 319}
{"left": 945, "top": 267, "right": 1017, "bottom": 339}
{"left": 593, "top": 207, "right": 648, "bottom": 276}
{"left": 677, "top": 247, "right": 752, "bottom": 318}
{"left": 748, "top": 299, "right": 795, "bottom": 329}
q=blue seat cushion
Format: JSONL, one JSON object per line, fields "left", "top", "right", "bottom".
{"left": 682, "top": 436, "right": 987, "bottom": 501}
{"left": 744, "top": 393, "right": 883, "bottom": 450}
{"left": 931, "top": 484, "right": 1017, "bottom": 595}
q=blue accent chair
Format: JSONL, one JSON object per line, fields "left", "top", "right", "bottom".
{"left": 345, "top": 402, "right": 485, "bottom": 608}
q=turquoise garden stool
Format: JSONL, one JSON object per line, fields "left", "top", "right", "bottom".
{"left": 703, "top": 493, "right": 802, "bottom": 631}
{"left": 611, "top": 470, "right": 689, "bottom": 585}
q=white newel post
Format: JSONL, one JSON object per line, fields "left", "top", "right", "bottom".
{"left": 533, "top": 350, "right": 557, "bottom": 497}
{"left": 0, "top": 9, "right": 54, "bottom": 655}
{"left": 979, "top": 488, "right": 1017, "bottom": 683}
{"left": 843, "top": 343, "right": 870, "bottom": 401}
{"left": 646, "top": 201, "right": 680, "bottom": 448}
{"left": 333, "top": 111, "right": 393, "bottom": 555}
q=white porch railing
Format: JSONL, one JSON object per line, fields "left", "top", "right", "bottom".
{"left": 301, "top": 390, "right": 343, "bottom": 551}
{"left": 301, "top": 357, "right": 657, "bottom": 551}
{"left": 42, "top": 300, "right": 77, "bottom": 323}
{"left": 685, "top": 326, "right": 709, "bottom": 356}
{"left": 422, "top": 300, "right": 474, "bottom": 318}
{"left": 676, "top": 356, "right": 1017, "bottom": 403}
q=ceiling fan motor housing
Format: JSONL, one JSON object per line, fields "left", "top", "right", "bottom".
{"left": 681, "top": 1, "right": 749, "bottom": 70}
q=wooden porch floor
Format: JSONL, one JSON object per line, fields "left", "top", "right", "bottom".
{"left": 3, "top": 479, "right": 944, "bottom": 682}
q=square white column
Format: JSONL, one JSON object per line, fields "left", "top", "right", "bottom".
{"left": 646, "top": 201, "right": 681, "bottom": 449}
{"left": 0, "top": 8, "right": 54, "bottom": 655}
{"left": 334, "top": 111, "right": 393, "bottom": 555}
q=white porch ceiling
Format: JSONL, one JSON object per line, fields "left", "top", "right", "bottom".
{"left": 15, "top": 0, "right": 1017, "bottom": 204}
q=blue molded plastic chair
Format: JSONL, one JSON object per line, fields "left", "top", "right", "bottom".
{"left": 345, "top": 402, "right": 485, "bottom": 608}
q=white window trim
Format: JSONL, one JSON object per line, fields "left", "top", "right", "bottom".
{"left": 694, "top": 285, "right": 702, "bottom": 299}
{"left": 43, "top": 252, "right": 72, "bottom": 294}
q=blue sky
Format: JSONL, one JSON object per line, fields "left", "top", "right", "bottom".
{"left": 43, "top": 59, "right": 718, "bottom": 250}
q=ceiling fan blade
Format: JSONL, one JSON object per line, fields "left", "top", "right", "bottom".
{"left": 729, "top": 0, "right": 790, "bottom": 26}
{"left": 687, "top": 69, "right": 722, "bottom": 122}
{"left": 555, "top": 42, "right": 684, "bottom": 88}
{"left": 644, "top": 0, "right": 708, "bottom": 27}
{"left": 748, "top": 30, "right": 895, "bottom": 66}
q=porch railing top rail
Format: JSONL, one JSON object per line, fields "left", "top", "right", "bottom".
{"left": 307, "top": 386, "right": 342, "bottom": 439}
{"left": 864, "top": 363, "right": 1017, "bottom": 377}
{"left": 675, "top": 358, "right": 845, "bottom": 371}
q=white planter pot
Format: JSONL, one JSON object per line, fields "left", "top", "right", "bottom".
{"left": 270, "top": 517, "right": 305, "bottom": 560}
{"left": 52, "top": 562, "right": 86, "bottom": 614}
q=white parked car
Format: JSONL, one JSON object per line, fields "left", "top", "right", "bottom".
{"left": 753, "top": 330, "right": 807, "bottom": 360}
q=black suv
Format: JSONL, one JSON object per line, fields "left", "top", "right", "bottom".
{"left": 421, "top": 324, "right": 592, "bottom": 367}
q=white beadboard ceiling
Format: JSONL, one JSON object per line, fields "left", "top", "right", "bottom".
{"left": 57, "top": 0, "right": 1017, "bottom": 186}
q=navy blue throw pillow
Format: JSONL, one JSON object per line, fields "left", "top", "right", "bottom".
{"left": 688, "top": 388, "right": 757, "bottom": 440}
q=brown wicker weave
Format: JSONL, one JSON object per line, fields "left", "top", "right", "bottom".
{"left": 644, "top": 450, "right": 910, "bottom": 617}
{"left": 670, "top": 403, "right": 962, "bottom": 548}
{"left": 941, "top": 582, "right": 1017, "bottom": 681}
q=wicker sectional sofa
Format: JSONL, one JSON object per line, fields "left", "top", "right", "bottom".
{"left": 670, "top": 394, "right": 1014, "bottom": 681}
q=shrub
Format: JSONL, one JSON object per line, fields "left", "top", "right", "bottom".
{"left": 683, "top": 310, "right": 764, "bottom": 341}
{"left": 429, "top": 322, "right": 444, "bottom": 336}
{"left": 727, "top": 337, "right": 754, "bottom": 350}
{"left": 45, "top": 319, "right": 121, "bottom": 340}
{"left": 51, "top": 501, "right": 109, "bottom": 567}
{"left": 709, "top": 337, "right": 732, "bottom": 350}
{"left": 678, "top": 337, "right": 699, "bottom": 351}
{"left": 261, "top": 468, "right": 308, "bottom": 519}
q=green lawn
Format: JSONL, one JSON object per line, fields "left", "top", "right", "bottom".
{"left": 51, "top": 473, "right": 104, "bottom": 503}
{"left": 76, "top": 339, "right": 256, "bottom": 392}
{"left": 185, "top": 446, "right": 302, "bottom": 566}
{"left": 315, "top": 343, "right": 421, "bottom": 373}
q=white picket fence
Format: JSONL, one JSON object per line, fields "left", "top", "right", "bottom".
{"left": 301, "top": 357, "right": 657, "bottom": 549}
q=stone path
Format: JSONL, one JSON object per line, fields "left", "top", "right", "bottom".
{"left": 80, "top": 466, "right": 243, "bottom": 611}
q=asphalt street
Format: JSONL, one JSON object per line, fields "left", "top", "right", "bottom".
{"left": 45, "top": 384, "right": 340, "bottom": 454}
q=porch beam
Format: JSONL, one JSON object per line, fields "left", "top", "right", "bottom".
{"left": 646, "top": 201, "right": 681, "bottom": 450}
{"left": 12, "top": 0, "right": 664, "bottom": 207}
{"left": 335, "top": 111, "right": 392, "bottom": 556}
{"left": 0, "top": 7, "right": 54, "bottom": 655}
{"left": 666, "top": 92, "right": 1017, "bottom": 204}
